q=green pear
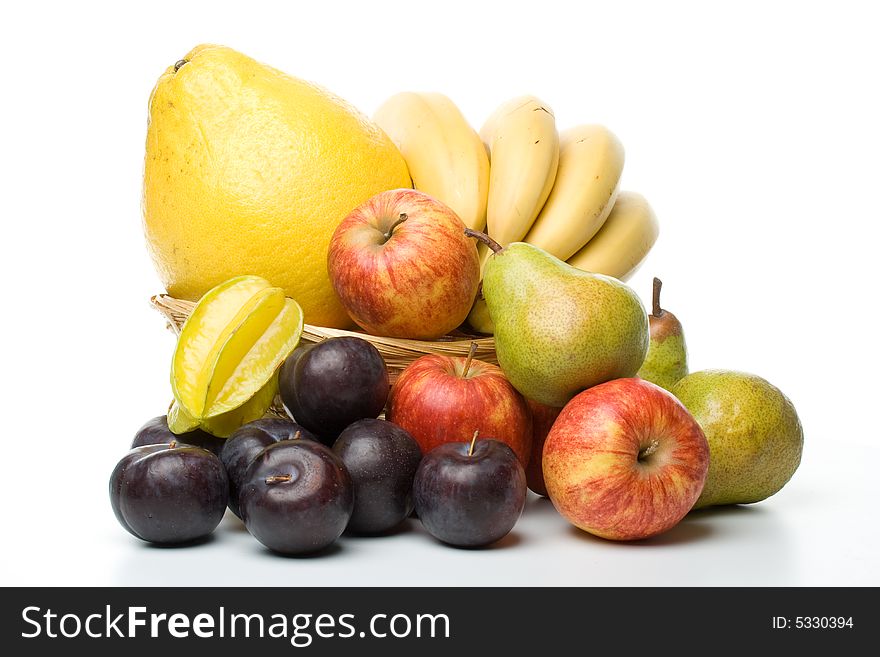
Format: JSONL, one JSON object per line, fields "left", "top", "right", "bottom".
{"left": 672, "top": 370, "right": 803, "bottom": 509}
{"left": 637, "top": 277, "right": 688, "bottom": 390}
{"left": 471, "top": 231, "right": 649, "bottom": 407}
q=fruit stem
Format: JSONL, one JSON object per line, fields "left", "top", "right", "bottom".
{"left": 464, "top": 229, "right": 503, "bottom": 254}
{"left": 383, "top": 213, "right": 408, "bottom": 241}
{"left": 461, "top": 342, "right": 478, "bottom": 378}
{"left": 265, "top": 474, "right": 293, "bottom": 485}
{"left": 638, "top": 439, "right": 660, "bottom": 461}
{"left": 173, "top": 59, "right": 188, "bottom": 72}
{"left": 169, "top": 440, "right": 178, "bottom": 449}
{"left": 468, "top": 430, "right": 479, "bottom": 456}
{"left": 288, "top": 430, "right": 302, "bottom": 441}
{"left": 652, "top": 277, "right": 665, "bottom": 318}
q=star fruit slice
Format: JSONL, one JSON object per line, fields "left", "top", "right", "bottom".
{"left": 167, "top": 371, "right": 280, "bottom": 438}
{"left": 171, "top": 275, "right": 304, "bottom": 420}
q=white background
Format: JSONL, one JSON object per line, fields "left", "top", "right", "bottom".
{"left": 1, "top": 0, "right": 878, "bottom": 586}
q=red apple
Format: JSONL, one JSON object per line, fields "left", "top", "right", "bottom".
{"left": 387, "top": 350, "right": 532, "bottom": 466}
{"left": 524, "top": 399, "right": 562, "bottom": 497}
{"left": 327, "top": 188, "right": 480, "bottom": 339}
{"left": 543, "top": 378, "right": 709, "bottom": 541}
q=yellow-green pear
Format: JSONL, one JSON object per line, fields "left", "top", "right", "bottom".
{"left": 470, "top": 231, "right": 649, "bottom": 407}
{"left": 637, "top": 277, "right": 688, "bottom": 390}
{"left": 672, "top": 370, "right": 803, "bottom": 509}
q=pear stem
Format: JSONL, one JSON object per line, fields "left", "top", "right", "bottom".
{"left": 173, "top": 59, "right": 188, "bottom": 72}
{"left": 464, "top": 228, "right": 503, "bottom": 254}
{"left": 468, "top": 430, "right": 480, "bottom": 456}
{"left": 652, "top": 277, "right": 665, "bottom": 317}
{"left": 461, "top": 342, "right": 478, "bottom": 378}
{"left": 383, "top": 213, "right": 408, "bottom": 241}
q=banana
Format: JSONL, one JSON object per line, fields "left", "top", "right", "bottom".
{"left": 481, "top": 96, "right": 559, "bottom": 247}
{"left": 373, "top": 92, "right": 489, "bottom": 231}
{"left": 466, "top": 294, "right": 494, "bottom": 335}
{"left": 566, "top": 191, "right": 659, "bottom": 281}
{"left": 523, "top": 125, "right": 625, "bottom": 261}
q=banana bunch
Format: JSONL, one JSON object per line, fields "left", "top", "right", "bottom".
{"left": 373, "top": 92, "right": 659, "bottom": 333}
{"left": 373, "top": 92, "right": 489, "bottom": 231}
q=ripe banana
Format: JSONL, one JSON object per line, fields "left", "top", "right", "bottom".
{"left": 373, "top": 92, "right": 489, "bottom": 231}
{"left": 523, "top": 125, "right": 624, "bottom": 261}
{"left": 481, "top": 96, "right": 559, "bottom": 247}
{"left": 466, "top": 295, "right": 494, "bottom": 335}
{"left": 566, "top": 191, "right": 659, "bottom": 281}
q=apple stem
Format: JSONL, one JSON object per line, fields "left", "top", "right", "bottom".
{"left": 383, "top": 213, "right": 408, "bottom": 241}
{"left": 652, "top": 277, "right": 665, "bottom": 318}
{"left": 464, "top": 228, "right": 503, "bottom": 254}
{"left": 265, "top": 474, "right": 293, "bottom": 485}
{"left": 173, "top": 59, "right": 188, "bottom": 72}
{"left": 638, "top": 439, "right": 660, "bottom": 461}
{"left": 468, "top": 430, "right": 479, "bottom": 456}
{"left": 461, "top": 341, "right": 478, "bottom": 378}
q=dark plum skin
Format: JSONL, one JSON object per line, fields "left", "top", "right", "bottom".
{"left": 109, "top": 443, "right": 228, "bottom": 544}
{"left": 333, "top": 419, "right": 422, "bottom": 534}
{"left": 279, "top": 337, "right": 389, "bottom": 445}
{"left": 282, "top": 344, "right": 311, "bottom": 372}
{"left": 413, "top": 439, "right": 526, "bottom": 548}
{"left": 239, "top": 440, "right": 353, "bottom": 555}
{"left": 131, "top": 415, "right": 226, "bottom": 457}
{"left": 220, "top": 418, "right": 316, "bottom": 518}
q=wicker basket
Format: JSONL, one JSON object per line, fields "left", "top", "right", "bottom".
{"left": 150, "top": 294, "right": 497, "bottom": 385}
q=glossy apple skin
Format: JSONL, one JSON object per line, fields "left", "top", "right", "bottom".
{"left": 110, "top": 443, "right": 228, "bottom": 544}
{"left": 327, "top": 188, "right": 481, "bottom": 339}
{"left": 543, "top": 378, "right": 709, "bottom": 541}
{"left": 524, "top": 400, "right": 562, "bottom": 497}
{"left": 220, "top": 418, "right": 317, "bottom": 518}
{"left": 387, "top": 354, "right": 532, "bottom": 466}
{"left": 131, "top": 415, "right": 226, "bottom": 457}
{"left": 332, "top": 418, "right": 422, "bottom": 534}
{"left": 413, "top": 439, "right": 526, "bottom": 547}
{"left": 239, "top": 440, "right": 353, "bottom": 555}
{"left": 279, "top": 337, "right": 389, "bottom": 445}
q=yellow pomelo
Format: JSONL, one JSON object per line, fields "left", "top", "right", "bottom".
{"left": 143, "top": 45, "right": 411, "bottom": 327}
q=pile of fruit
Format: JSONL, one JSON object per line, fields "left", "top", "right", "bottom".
{"left": 111, "top": 45, "right": 804, "bottom": 555}
{"left": 112, "top": 302, "right": 527, "bottom": 552}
